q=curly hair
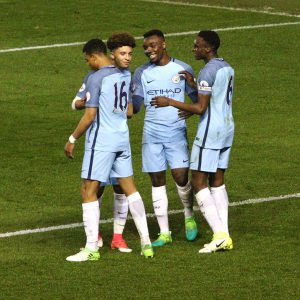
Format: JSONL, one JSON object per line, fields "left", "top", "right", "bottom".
{"left": 107, "top": 32, "right": 136, "bottom": 51}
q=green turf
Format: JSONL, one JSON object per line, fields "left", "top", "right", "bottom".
{"left": 0, "top": 0, "right": 299, "bottom": 299}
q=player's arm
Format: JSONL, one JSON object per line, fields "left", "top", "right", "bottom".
{"left": 71, "top": 73, "right": 92, "bottom": 110}
{"left": 150, "top": 93, "right": 210, "bottom": 116}
{"left": 64, "top": 107, "right": 97, "bottom": 159}
{"left": 132, "top": 95, "right": 144, "bottom": 114}
{"left": 132, "top": 68, "right": 144, "bottom": 114}
{"left": 179, "top": 70, "right": 197, "bottom": 90}
{"left": 71, "top": 96, "right": 87, "bottom": 110}
{"left": 127, "top": 102, "right": 133, "bottom": 119}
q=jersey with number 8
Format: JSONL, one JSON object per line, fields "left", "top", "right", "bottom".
{"left": 85, "top": 65, "right": 132, "bottom": 152}
{"left": 195, "top": 58, "right": 234, "bottom": 149}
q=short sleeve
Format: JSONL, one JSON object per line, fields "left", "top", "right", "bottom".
{"left": 197, "top": 66, "right": 216, "bottom": 95}
{"left": 85, "top": 73, "right": 101, "bottom": 108}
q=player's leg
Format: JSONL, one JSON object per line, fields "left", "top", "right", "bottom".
{"left": 112, "top": 149, "right": 153, "bottom": 258}
{"left": 190, "top": 145, "right": 231, "bottom": 253}
{"left": 66, "top": 150, "right": 115, "bottom": 262}
{"left": 143, "top": 142, "right": 171, "bottom": 247}
{"left": 167, "top": 140, "right": 198, "bottom": 241}
{"left": 111, "top": 181, "right": 132, "bottom": 252}
{"left": 66, "top": 179, "right": 101, "bottom": 262}
{"left": 96, "top": 185, "right": 105, "bottom": 247}
{"left": 209, "top": 147, "right": 233, "bottom": 243}
{"left": 118, "top": 176, "right": 153, "bottom": 258}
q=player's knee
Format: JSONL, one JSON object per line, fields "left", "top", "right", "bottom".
{"left": 149, "top": 172, "right": 166, "bottom": 187}
{"left": 97, "top": 186, "right": 105, "bottom": 199}
{"left": 112, "top": 185, "right": 123, "bottom": 194}
{"left": 171, "top": 168, "right": 189, "bottom": 187}
{"left": 209, "top": 169, "right": 225, "bottom": 187}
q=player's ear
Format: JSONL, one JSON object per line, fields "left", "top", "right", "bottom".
{"left": 162, "top": 42, "right": 166, "bottom": 50}
{"left": 110, "top": 51, "right": 115, "bottom": 60}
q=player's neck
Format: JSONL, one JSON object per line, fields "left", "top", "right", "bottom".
{"left": 98, "top": 57, "right": 113, "bottom": 68}
{"left": 205, "top": 53, "right": 218, "bottom": 64}
{"left": 156, "top": 54, "right": 171, "bottom": 66}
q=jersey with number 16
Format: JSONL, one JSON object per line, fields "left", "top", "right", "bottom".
{"left": 84, "top": 66, "right": 132, "bottom": 152}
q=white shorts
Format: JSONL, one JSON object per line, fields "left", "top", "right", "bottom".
{"left": 81, "top": 149, "right": 133, "bottom": 183}
{"left": 142, "top": 140, "right": 189, "bottom": 172}
{"left": 190, "top": 144, "right": 231, "bottom": 173}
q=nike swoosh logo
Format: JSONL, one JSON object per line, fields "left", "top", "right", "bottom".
{"left": 216, "top": 240, "right": 225, "bottom": 248}
{"left": 183, "top": 159, "right": 189, "bottom": 163}
{"left": 147, "top": 80, "right": 155, "bottom": 83}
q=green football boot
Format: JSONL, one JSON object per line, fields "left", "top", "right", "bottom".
{"left": 141, "top": 244, "right": 154, "bottom": 258}
{"left": 151, "top": 232, "right": 172, "bottom": 247}
{"left": 185, "top": 216, "right": 198, "bottom": 241}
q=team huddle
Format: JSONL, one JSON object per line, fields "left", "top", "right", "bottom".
{"left": 64, "top": 29, "right": 235, "bottom": 262}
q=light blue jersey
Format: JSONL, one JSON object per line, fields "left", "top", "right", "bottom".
{"left": 76, "top": 70, "right": 95, "bottom": 99}
{"left": 85, "top": 66, "right": 131, "bottom": 152}
{"left": 133, "top": 58, "right": 197, "bottom": 143}
{"left": 194, "top": 58, "right": 234, "bottom": 149}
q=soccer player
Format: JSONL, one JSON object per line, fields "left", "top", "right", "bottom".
{"left": 151, "top": 30, "right": 234, "bottom": 253}
{"left": 64, "top": 34, "right": 154, "bottom": 261}
{"left": 132, "top": 29, "right": 198, "bottom": 247}
{"left": 71, "top": 56, "right": 132, "bottom": 253}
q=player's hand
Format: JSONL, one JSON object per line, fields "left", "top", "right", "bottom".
{"left": 150, "top": 96, "right": 170, "bottom": 107}
{"left": 64, "top": 141, "right": 75, "bottom": 159}
{"left": 178, "top": 70, "right": 196, "bottom": 88}
{"left": 178, "top": 110, "right": 194, "bottom": 120}
{"left": 75, "top": 98, "right": 86, "bottom": 110}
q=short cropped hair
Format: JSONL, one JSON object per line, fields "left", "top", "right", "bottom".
{"left": 143, "top": 29, "right": 165, "bottom": 40}
{"left": 198, "top": 30, "right": 220, "bottom": 51}
{"left": 107, "top": 32, "right": 136, "bottom": 51}
{"left": 82, "top": 39, "right": 107, "bottom": 55}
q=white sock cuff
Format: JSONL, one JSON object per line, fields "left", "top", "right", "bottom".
{"left": 176, "top": 181, "right": 191, "bottom": 192}
{"left": 82, "top": 200, "right": 99, "bottom": 209}
{"left": 152, "top": 185, "right": 166, "bottom": 196}
{"left": 195, "top": 187, "right": 210, "bottom": 200}
{"left": 211, "top": 185, "right": 226, "bottom": 193}
{"left": 114, "top": 193, "right": 126, "bottom": 200}
{"left": 127, "top": 191, "right": 141, "bottom": 203}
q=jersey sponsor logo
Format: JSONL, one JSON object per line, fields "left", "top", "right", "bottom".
{"left": 147, "top": 88, "right": 182, "bottom": 96}
{"left": 198, "top": 80, "right": 212, "bottom": 92}
{"left": 79, "top": 83, "right": 86, "bottom": 92}
{"left": 86, "top": 91, "right": 91, "bottom": 102}
{"left": 171, "top": 75, "right": 181, "bottom": 83}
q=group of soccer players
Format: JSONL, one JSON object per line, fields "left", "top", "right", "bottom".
{"left": 64, "top": 29, "right": 235, "bottom": 261}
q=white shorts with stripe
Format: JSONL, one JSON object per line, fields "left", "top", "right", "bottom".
{"left": 190, "top": 144, "right": 231, "bottom": 173}
{"left": 81, "top": 149, "right": 133, "bottom": 183}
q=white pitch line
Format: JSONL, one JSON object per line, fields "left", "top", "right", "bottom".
{"left": 142, "top": 0, "right": 300, "bottom": 18}
{"left": 1, "top": 21, "right": 300, "bottom": 54}
{"left": 0, "top": 193, "right": 299, "bottom": 238}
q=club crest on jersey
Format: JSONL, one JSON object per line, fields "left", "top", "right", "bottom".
{"left": 172, "top": 75, "right": 181, "bottom": 84}
{"left": 79, "top": 83, "right": 86, "bottom": 92}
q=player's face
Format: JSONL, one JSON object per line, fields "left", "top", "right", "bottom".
{"left": 143, "top": 35, "right": 166, "bottom": 64}
{"left": 192, "top": 37, "right": 208, "bottom": 60}
{"left": 85, "top": 53, "right": 99, "bottom": 70}
{"left": 112, "top": 46, "right": 133, "bottom": 69}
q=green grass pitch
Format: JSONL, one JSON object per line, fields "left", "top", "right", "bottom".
{"left": 0, "top": 0, "right": 299, "bottom": 299}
